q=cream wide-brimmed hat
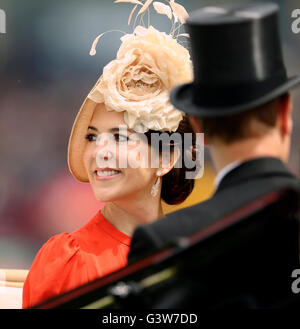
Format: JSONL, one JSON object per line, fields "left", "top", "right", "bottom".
{"left": 68, "top": 1, "right": 193, "bottom": 182}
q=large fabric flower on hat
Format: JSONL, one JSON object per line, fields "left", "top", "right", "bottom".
{"left": 88, "top": 1, "right": 192, "bottom": 133}
{"left": 68, "top": 0, "right": 192, "bottom": 182}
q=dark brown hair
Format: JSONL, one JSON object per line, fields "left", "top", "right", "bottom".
{"left": 199, "top": 94, "right": 288, "bottom": 144}
{"left": 145, "top": 116, "right": 197, "bottom": 205}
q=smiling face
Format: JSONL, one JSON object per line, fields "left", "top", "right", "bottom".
{"left": 83, "top": 103, "right": 159, "bottom": 202}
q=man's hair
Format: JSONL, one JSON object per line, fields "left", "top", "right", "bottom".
{"left": 198, "top": 94, "right": 289, "bottom": 144}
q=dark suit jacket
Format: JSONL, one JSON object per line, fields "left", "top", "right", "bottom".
{"left": 129, "top": 157, "right": 300, "bottom": 259}
{"left": 127, "top": 157, "right": 300, "bottom": 308}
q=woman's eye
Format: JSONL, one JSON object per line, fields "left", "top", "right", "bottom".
{"left": 85, "top": 133, "right": 97, "bottom": 142}
{"left": 114, "top": 134, "right": 129, "bottom": 142}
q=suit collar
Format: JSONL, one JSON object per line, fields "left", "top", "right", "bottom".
{"left": 214, "top": 161, "right": 241, "bottom": 189}
{"left": 216, "top": 157, "right": 292, "bottom": 192}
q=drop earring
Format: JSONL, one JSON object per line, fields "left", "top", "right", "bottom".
{"left": 151, "top": 171, "right": 161, "bottom": 197}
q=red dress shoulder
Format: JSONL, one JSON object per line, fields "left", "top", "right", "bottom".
{"left": 22, "top": 211, "right": 131, "bottom": 308}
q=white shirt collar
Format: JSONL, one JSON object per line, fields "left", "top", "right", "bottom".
{"left": 214, "top": 161, "right": 241, "bottom": 189}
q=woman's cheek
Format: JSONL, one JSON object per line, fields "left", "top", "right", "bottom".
{"left": 133, "top": 144, "right": 151, "bottom": 169}
{"left": 116, "top": 138, "right": 152, "bottom": 170}
{"left": 115, "top": 144, "right": 128, "bottom": 168}
{"left": 83, "top": 146, "right": 92, "bottom": 173}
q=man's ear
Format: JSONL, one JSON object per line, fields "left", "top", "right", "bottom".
{"left": 188, "top": 116, "right": 202, "bottom": 133}
{"left": 188, "top": 115, "right": 209, "bottom": 145}
{"left": 279, "top": 94, "right": 292, "bottom": 137}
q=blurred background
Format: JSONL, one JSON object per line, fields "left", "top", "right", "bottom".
{"left": 0, "top": 0, "right": 299, "bottom": 270}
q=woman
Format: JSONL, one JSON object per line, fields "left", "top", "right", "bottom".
{"left": 23, "top": 1, "right": 196, "bottom": 308}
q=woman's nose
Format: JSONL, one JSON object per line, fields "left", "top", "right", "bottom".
{"left": 95, "top": 148, "right": 113, "bottom": 160}
{"left": 94, "top": 141, "right": 116, "bottom": 169}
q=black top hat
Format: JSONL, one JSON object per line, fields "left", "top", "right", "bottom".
{"left": 170, "top": 2, "right": 300, "bottom": 117}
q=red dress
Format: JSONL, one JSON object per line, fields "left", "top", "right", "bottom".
{"left": 22, "top": 211, "right": 131, "bottom": 308}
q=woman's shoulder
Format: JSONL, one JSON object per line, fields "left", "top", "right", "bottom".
{"left": 22, "top": 233, "right": 82, "bottom": 308}
{"left": 26, "top": 233, "right": 81, "bottom": 282}
{"left": 37, "top": 232, "right": 80, "bottom": 261}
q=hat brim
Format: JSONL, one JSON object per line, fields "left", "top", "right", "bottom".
{"left": 68, "top": 97, "right": 98, "bottom": 182}
{"left": 170, "top": 76, "right": 300, "bottom": 117}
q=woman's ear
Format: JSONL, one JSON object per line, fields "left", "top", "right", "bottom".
{"left": 159, "top": 147, "right": 181, "bottom": 176}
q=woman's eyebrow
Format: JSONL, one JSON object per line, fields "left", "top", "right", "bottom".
{"left": 88, "top": 126, "right": 98, "bottom": 132}
{"left": 88, "top": 126, "right": 134, "bottom": 133}
{"left": 109, "top": 127, "right": 134, "bottom": 134}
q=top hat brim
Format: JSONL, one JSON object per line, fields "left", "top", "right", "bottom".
{"left": 170, "top": 76, "right": 300, "bottom": 118}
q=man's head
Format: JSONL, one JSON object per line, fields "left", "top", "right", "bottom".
{"left": 188, "top": 93, "right": 293, "bottom": 165}
{"left": 169, "top": 3, "right": 300, "bottom": 169}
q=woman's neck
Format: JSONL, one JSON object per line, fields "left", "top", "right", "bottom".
{"left": 101, "top": 192, "right": 165, "bottom": 237}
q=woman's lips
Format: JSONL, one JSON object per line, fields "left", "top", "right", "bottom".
{"left": 94, "top": 168, "right": 121, "bottom": 181}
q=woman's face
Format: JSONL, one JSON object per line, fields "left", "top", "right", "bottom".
{"left": 83, "top": 103, "right": 159, "bottom": 202}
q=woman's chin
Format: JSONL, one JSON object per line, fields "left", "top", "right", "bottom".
{"left": 94, "top": 190, "right": 134, "bottom": 203}
{"left": 93, "top": 191, "right": 121, "bottom": 203}
{"left": 94, "top": 194, "right": 113, "bottom": 203}
{"left": 90, "top": 183, "right": 120, "bottom": 202}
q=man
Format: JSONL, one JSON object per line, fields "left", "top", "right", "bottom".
{"left": 128, "top": 2, "right": 300, "bottom": 308}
